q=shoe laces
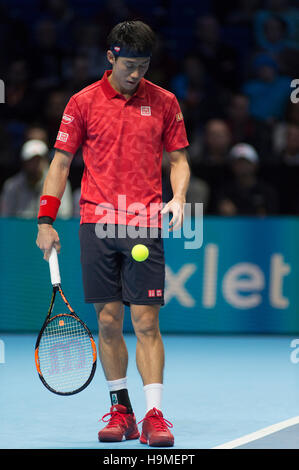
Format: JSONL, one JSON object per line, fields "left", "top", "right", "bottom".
{"left": 138, "top": 408, "right": 173, "bottom": 431}
{"left": 100, "top": 410, "right": 128, "bottom": 428}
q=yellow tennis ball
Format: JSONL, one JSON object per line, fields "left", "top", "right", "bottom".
{"left": 131, "top": 244, "right": 149, "bottom": 262}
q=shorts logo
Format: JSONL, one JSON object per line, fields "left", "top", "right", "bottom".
{"left": 141, "top": 106, "right": 151, "bottom": 116}
{"left": 148, "top": 289, "right": 163, "bottom": 298}
{"left": 62, "top": 114, "right": 74, "bottom": 124}
{"left": 176, "top": 112, "right": 183, "bottom": 122}
{"left": 57, "top": 131, "right": 69, "bottom": 143}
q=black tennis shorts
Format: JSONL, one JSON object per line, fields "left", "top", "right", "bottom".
{"left": 79, "top": 223, "right": 165, "bottom": 306}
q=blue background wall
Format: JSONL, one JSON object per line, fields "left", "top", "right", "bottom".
{"left": 0, "top": 217, "right": 298, "bottom": 334}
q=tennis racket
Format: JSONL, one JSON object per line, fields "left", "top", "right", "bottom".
{"left": 35, "top": 247, "right": 97, "bottom": 395}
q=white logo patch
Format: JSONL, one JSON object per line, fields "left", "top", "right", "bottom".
{"left": 141, "top": 106, "right": 151, "bottom": 116}
{"left": 57, "top": 131, "right": 69, "bottom": 143}
{"left": 62, "top": 114, "right": 74, "bottom": 124}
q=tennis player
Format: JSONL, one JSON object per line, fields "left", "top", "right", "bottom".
{"left": 36, "top": 20, "right": 190, "bottom": 447}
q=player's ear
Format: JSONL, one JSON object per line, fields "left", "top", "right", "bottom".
{"left": 107, "top": 50, "right": 116, "bottom": 66}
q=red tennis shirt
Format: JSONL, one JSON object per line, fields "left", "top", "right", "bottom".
{"left": 54, "top": 70, "right": 189, "bottom": 227}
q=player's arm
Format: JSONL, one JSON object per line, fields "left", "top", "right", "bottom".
{"left": 36, "top": 149, "right": 74, "bottom": 260}
{"left": 162, "top": 147, "right": 190, "bottom": 231}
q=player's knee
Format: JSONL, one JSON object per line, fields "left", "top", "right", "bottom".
{"left": 133, "top": 311, "right": 160, "bottom": 339}
{"left": 97, "top": 303, "right": 123, "bottom": 338}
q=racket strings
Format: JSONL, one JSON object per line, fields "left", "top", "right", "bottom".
{"left": 38, "top": 314, "right": 94, "bottom": 393}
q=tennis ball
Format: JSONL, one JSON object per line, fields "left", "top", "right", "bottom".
{"left": 131, "top": 244, "right": 149, "bottom": 262}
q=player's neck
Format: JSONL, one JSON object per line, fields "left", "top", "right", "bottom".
{"left": 108, "top": 73, "right": 136, "bottom": 100}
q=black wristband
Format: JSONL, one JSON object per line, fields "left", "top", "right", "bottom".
{"left": 37, "top": 216, "right": 54, "bottom": 225}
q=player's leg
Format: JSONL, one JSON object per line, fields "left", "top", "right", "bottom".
{"left": 131, "top": 304, "right": 174, "bottom": 447}
{"left": 120, "top": 225, "right": 174, "bottom": 447}
{"left": 79, "top": 223, "right": 139, "bottom": 442}
{"left": 130, "top": 304, "right": 164, "bottom": 387}
{"left": 95, "top": 301, "right": 140, "bottom": 442}
{"left": 95, "top": 301, "right": 127, "bottom": 381}
{"left": 95, "top": 300, "right": 132, "bottom": 411}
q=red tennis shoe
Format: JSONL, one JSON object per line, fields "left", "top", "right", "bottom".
{"left": 98, "top": 404, "right": 140, "bottom": 442}
{"left": 138, "top": 408, "right": 174, "bottom": 447}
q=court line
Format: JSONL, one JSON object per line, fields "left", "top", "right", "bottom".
{"left": 212, "top": 415, "right": 299, "bottom": 449}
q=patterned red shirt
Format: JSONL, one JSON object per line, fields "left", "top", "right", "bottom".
{"left": 54, "top": 70, "right": 189, "bottom": 227}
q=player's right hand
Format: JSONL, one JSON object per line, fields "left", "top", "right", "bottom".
{"left": 36, "top": 225, "right": 61, "bottom": 261}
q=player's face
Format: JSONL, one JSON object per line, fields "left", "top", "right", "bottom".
{"left": 108, "top": 53, "right": 150, "bottom": 94}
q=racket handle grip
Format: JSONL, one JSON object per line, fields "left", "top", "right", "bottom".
{"left": 49, "top": 246, "right": 61, "bottom": 286}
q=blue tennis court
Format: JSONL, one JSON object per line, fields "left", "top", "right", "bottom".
{"left": 2, "top": 0, "right": 299, "bottom": 456}
{"left": 1, "top": 333, "right": 299, "bottom": 449}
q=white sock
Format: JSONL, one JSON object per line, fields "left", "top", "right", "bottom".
{"left": 107, "top": 377, "right": 128, "bottom": 392}
{"left": 143, "top": 383, "right": 163, "bottom": 412}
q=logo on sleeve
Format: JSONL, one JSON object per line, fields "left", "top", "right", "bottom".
{"left": 141, "top": 106, "right": 151, "bottom": 116}
{"left": 62, "top": 114, "right": 74, "bottom": 124}
{"left": 57, "top": 131, "right": 69, "bottom": 143}
{"left": 176, "top": 112, "right": 183, "bottom": 122}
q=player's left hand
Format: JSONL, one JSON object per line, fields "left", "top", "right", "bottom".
{"left": 161, "top": 196, "right": 185, "bottom": 231}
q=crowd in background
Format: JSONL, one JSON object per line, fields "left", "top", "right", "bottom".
{"left": 1, "top": 0, "right": 299, "bottom": 218}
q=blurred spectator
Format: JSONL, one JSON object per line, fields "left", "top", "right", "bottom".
{"left": 24, "top": 125, "right": 49, "bottom": 145}
{"left": 225, "top": 0, "right": 261, "bottom": 27}
{"left": 242, "top": 53, "right": 292, "bottom": 123}
{"left": 254, "top": 10, "right": 299, "bottom": 76}
{"left": 186, "top": 175, "right": 210, "bottom": 215}
{"left": 69, "top": 22, "right": 107, "bottom": 82}
{"left": 29, "top": 18, "right": 65, "bottom": 90}
{"left": 196, "top": 119, "right": 232, "bottom": 166}
{"left": 146, "top": 34, "right": 177, "bottom": 90}
{"left": 253, "top": 0, "right": 299, "bottom": 51}
{"left": 1, "top": 139, "right": 72, "bottom": 218}
{"left": 225, "top": 92, "right": 273, "bottom": 160}
{"left": 215, "top": 143, "right": 279, "bottom": 215}
{"left": 257, "top": 14, "right": 289, "bottom": 56}
{"left": 272, "top": 101, "right": 299, "bottom": 154}
{"left": 170, "top": 54, "right": 226, "bottom": 134}
{"left": 4, "top": 59, "right": 38, "bottom": 125}
{"left": 0, "top": 5, "right": 31, "bottom": 75}
{"left": 171, "top": 55, "right": 207, "bottom": 102}
{"left": 0, "top": 1, "right": 297, "bottom": 218}
{"left": 41, "top": 89, "right": 70, "bottom": 146}
{"left": 276, "top": 123, "right": 299, "bottom": 165}
{"left": 0, "top": 126, "right": 16, "bottom": 168}
{"left": 62, "top": 55, "right": 98, "bottom": 95}
{"left": 194, "top": 14, "right": 239, "bottom": 91}
{"left": 3, "top": 59, "right": 40, "bottom": 157}
{"left": 38, "top": 0, "right": 76, "bottom": 48}
{"left": 189, "top": 119, "right": 233, "bottom": 213}
{"left": 278, "top": 45, "right": 299, "bottom": 77}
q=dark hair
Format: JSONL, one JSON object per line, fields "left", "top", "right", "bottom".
{"left": 107, "top": 20, "right": 156, "bottom": 57}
